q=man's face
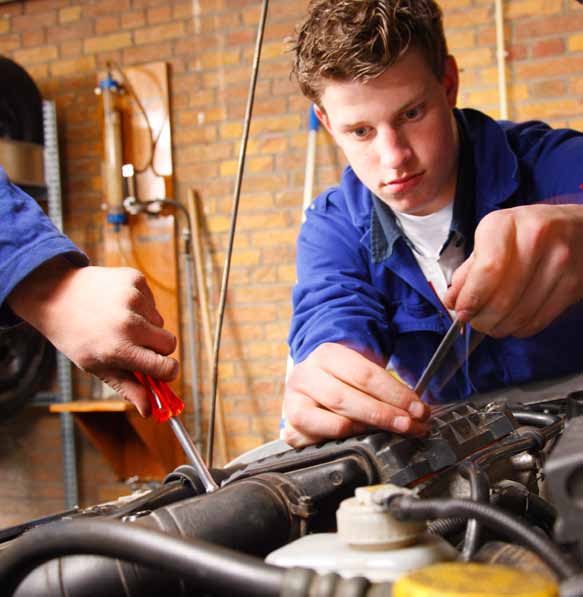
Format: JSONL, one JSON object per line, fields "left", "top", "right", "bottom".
{"left": 316, "top": 48, "right": 460, "bottom": 216}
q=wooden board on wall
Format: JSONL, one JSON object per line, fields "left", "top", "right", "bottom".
{"left": 100, "top": 62, "right": 184, "bottom": 474}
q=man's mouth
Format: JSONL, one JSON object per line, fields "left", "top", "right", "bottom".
{"left": 382, "top": 172, "right": 424, "bottom": 193}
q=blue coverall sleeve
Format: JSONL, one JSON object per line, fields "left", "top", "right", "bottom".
{"left": 0, "top": 167, "right": 88, "bottom": 326}
{"left": 288, "top": 190, "right": 393, "bottom": 367}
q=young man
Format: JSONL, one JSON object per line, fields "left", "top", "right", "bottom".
{"left": 1, "top": 166, "right": 178, "bottom": 416}
{"left": 283, "top": 0, "right": 583, "bottom": 447}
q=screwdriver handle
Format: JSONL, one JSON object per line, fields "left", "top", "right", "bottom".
{"left": 133, "top": 371, "right": 184, "bottom": 423}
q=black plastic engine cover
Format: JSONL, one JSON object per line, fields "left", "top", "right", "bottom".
{"left": 221, "top": 401, "right": 518, "bottom": 488}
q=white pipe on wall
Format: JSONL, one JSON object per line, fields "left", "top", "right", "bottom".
{"left": 495, "top": 0, "right": 509, "bottom": 119}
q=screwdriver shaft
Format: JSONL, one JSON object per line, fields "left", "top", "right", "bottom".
{"left": 168, "top": 417, "right": 219, "bottom": 493}
{"left": 414, "top": 317, "right": 463, "bottom": 398}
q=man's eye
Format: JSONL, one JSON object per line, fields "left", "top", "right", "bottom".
{"left": 403, "top": 107, "right": 422, "bottom": 121}
{"left": 352, "top": 127, "right": 370, "bottom": 138}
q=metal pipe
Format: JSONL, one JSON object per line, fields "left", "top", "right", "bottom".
{"left": 207, "top": 0, "right": 270, "bottom": 466}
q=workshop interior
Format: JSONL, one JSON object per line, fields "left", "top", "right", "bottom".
{"left": 2, "top": 0, "right": 583, "bottom": 595}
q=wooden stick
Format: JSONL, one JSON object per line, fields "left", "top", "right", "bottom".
{"left": 187, "top": 189, "right": 229, "bottom": 466}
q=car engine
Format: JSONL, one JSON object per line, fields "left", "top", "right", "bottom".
{"left": 1, "top": 375, "right": 583, "bottom": 596}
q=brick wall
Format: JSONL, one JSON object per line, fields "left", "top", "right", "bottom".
{"left": 0, "top": 0, "right": 582, "bottom": 525}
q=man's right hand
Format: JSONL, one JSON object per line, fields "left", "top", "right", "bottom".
{"left": 282, "top": 342, "right": 431, "bottom": 447}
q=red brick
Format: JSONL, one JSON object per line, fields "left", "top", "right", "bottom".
{"left": 13, "top": 11, "right": 56, "bottom": 31}
{"left": 122, "top": 10, "right": 146, "bottom": 30}
{"left": 515, "top": 14, "right": 583, "bottom": 39}
{"left": 531, "top": 37, "right": 565, "bottom": 59}
{"left": 96, "top": 15, "right": 121, "bottom": 36}
{"left": 22, "top": 29, "right": 46, "bottom": 47}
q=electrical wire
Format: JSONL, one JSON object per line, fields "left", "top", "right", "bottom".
{"left": 207, "top": 0, "right": 270, "bottom": 466}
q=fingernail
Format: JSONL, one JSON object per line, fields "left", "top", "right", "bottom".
{"left": 408, "top": 401, "right": 425, "bottom": 418}
{"left": 393, "top": 416, "right": 410, "bottom": 432}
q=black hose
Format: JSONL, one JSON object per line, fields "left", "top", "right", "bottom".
{"left": 511, "top": 410, "right": 561, "bottom": 427}
{"left": 0, "top": 519, "right": 284, "bottom": 597}
{"left": 491, "top": 480, "right": 557, "bottom": 535}
{"left": 458, "top": 461, "right": 490, "bottom": 560}
{"left": 427, "top": 517, "right": 466, "bottom": 537}
{"left": 387, "top": 495, "right": 578, "bottom": 580}
{"left": 455, "top": 422, "right": 562, "bottom": 560}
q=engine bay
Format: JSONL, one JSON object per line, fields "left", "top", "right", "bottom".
{"left": 2, "top": 375, "right": 583, "bottom": 596}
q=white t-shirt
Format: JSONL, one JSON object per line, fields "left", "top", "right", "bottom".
{"left": 393, "top": 201, "right": 465, "bottom": 314}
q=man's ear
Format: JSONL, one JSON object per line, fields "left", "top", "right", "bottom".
{"left": 313, "top": 104, "right": 333, "bottom": 135}
{"left": 443, "top": 55, "right": 459, "bottom": 108}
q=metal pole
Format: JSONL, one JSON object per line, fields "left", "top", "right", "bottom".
{"left": 43, "top": 100, "right": 79, "bottom": 509}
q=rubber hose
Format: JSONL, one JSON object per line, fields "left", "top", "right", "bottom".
{"left": 511, "top": 411, "right": 561, "bottom": 427}
{"left": 491, "top": 481, "right": 557, "bottom": 535}
{"left": 388, "top": 495, "right": 578, "bottom": 580}
{"left": 459, "top": 461, "right": 490, "bottom": 561}
{"left": 427, "top": 517, "right": 466, "bottom": 537}
{"left": 0, "top": 519, "right": 284, "bottom": 596}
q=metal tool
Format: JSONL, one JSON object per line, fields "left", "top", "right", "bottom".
{"left": 133, "top": 371, "right": 219, "bottom": 493}
{"left": 414, "top": 317, "right": 464, "bottom": 398}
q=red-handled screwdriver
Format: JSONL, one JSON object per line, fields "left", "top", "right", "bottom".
{"left": 133, "top": 372, "right": 218, "bottom": 493}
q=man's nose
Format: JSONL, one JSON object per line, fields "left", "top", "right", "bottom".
{"left": 377, "top": 128, "right": 411, "bottom": 169}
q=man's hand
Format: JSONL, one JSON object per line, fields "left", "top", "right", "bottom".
{"left": 283, "top": 342, "right": 431, "bottom": 447}
{"left": 444, "top": 204, "right": 583, "bottom": 338}
{"left": 7, "top": 257, "right": 179, "bottom": 416}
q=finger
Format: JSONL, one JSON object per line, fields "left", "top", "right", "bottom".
{"left": 512, "top": 273, "right": 581, "bottom": 338}
{"left": 282, "top": 422, "right": 323, "bottom": 448}
{"left": 311, "top": 344, "right": 430, "bottom": 420}
{"left": 127, "top": 277, "right": 165, "bottom": 327}
{"left": 285, "top": 391, "right": 373, "bottom": 441}
{"left": 452, "top": 213, "right": 515, "bottom": 322}
{"left": 97, "top": 369, "right": 152, "bottom": 417}
{"left": 109, "top": 345, "right": 180, "bottom": 381}
{"left": 128, "top": 316, "right": 178, "bottom": 356}
{"left": 489, "top": 245, "right": 557, "bottom": 337}
{"left": 291, "top": 364, "right": 428, "bottom": 433}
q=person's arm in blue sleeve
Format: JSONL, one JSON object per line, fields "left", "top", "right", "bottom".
{"left": 0, "top": 168, "right": 178, "bottom": 416}
{"left": 283, "top": 192, "right": 430, "bottom": 447}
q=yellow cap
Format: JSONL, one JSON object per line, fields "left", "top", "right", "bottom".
{"left": 393, "top": 562, "right": 557, "bottom": 597}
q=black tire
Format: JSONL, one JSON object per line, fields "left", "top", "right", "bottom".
{"left": 0, "top": 55, "right": 43, "bottom": 144}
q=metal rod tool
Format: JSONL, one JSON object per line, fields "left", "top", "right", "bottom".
{"left": 414, "top": 317, "right": 464, "bottom": 398}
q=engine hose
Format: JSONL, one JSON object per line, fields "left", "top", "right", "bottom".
{"left": 427, "top": 517, "right": 466, "bottom": 538}
{"left": 456, "top": 423, "right": 557, "bottom": 561}
{"left": 0, "top": 519, "right": 284, "bottom": 597}
{"left": 387, "top": 495, "right": 579, "bottom": 580}
{"left": 12, "top": 472, "right": 310, "bottom": 596}
{"left": 511, "top": 411, "right": 561, "bottom": 428}
{"left": 458, "top": 461, "right": 490, "bottom": 561}
{"left": 491, "top": 480, "right": 557, "bottom": 535}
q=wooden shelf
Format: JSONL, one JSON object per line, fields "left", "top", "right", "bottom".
{"left": 50, "top": 400, "right": 184, "bottom": 481}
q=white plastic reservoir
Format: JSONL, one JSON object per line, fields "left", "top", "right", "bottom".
{"left": 265, "top": 484, "right": 458, "bottom": 583}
